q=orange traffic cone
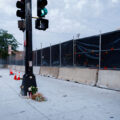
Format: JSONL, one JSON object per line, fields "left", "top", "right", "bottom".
{"left": 17, "top": 75, "right": 20, "bottom": 80}
{"left": 14, "top": 74, "right": 17, "bottom": 80}
{"left": 17, "top": 72, "right": 20, "bottom": 80}
{"left": 10, "top": 69, "right": 14, "bottom": 75}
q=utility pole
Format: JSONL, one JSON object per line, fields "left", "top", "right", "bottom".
{"left": 16, "top": 0, "right": 48, "bottom": 96}
{"left": 21, "top": 0, "right": 37, "bottom": 96}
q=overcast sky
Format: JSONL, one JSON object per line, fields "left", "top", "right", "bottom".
{"left": 0, "top": 0, "right": 120, "bottom": 50}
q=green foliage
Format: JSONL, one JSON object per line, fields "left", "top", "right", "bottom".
{"left": 0, "top": 29, "right": 18, "bottom": 58}
{"left": 28, "top": 86, "right": 38, "bottom": 95}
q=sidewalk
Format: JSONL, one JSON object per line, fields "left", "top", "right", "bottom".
{"left": 0, "top": 68, "right": 120, "bottom": 120}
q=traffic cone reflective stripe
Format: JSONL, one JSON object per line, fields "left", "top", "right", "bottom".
{"left": 14, "top": 74, "right": 17, "bottom": 80}
{"left": 10, "top": 69, "right": 14, "bottom": 75}
{"left": 18, "top": 75, "right": 20, "bottom": 80}
{"left": 17, "top": 72, "right": 21, "bottom": 80}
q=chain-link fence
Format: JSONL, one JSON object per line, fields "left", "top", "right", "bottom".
{"left": 1, "top": 30, "right": 120, "bottom": 70}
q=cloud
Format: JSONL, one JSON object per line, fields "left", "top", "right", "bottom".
{"left": 0, "top": 0, "right": 120, "bottom": 50}
{"left": 112, "top": 0, "right": 119, "bottom": 3}
{"left": 0, "top": 0, "right": 16, "bottom": 16}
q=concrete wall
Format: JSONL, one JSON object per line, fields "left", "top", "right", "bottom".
{"left": 97, "top": 70, "right": 120, "bottom": 91}
{"left": 40, "top": 67, "right": 59, "bottom": 78}
{"left": 58, "top": 67, "right": 98, "bottom": 86}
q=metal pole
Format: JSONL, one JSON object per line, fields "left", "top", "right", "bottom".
{"left": 59, "top": 42, "right": 61, "bottom": 67}
{"left": 41, "top": 43, "right": 42, "bottom": 66}
{"left": 21, "top": 0, "right": 37, "bottom": 96}
{"left": 73, "top": 36, "right": 74, "bottom": 66}
{"left": 1, "top": 57, "right": 3, "bottom": 65}
{"left": 36, "top": 48, "right": 37, "bottom": 66}
{"left": 99, "top": 31, "right": 102, "bottom": 70}
{"left": 15, "top": 55, "right": 16, "bottom": 65}
{"left": 23, "top": 32, "right": 25, "bottom": 66}
{"left": 10, "top": 54, "right": 11, "bottom": 65}
{"left": 74, "top": 39, "right": 76, "bottom": 66}
{"left": 50, "top": 43, "right": 52, "bottom": 66}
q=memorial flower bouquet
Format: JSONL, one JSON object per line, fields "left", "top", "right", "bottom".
{"left": 28, "top": 86, "right": 38, "bottom": 95}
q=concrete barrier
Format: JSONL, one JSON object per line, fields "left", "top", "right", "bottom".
{"left": 33, "top": 66, "right": 40, "bottom": 75}
{"left": 15, "top": 65, "right": 22, "bottom": 71}
{"left": 97, "top": 70, "right": 120, "bottom": 91}
{"left": 21, "top": 66, "right": 25, "bottom": 72}
{"left": 40, "top": 67, "right": 59, "bottom": 78}
{"left": 11, "top": 65, "right": 16, "bottom": 70}
{"left": 58, "top": 67, "right": 98, "bottom": 86}
{"left": 8, "top": 65, "right": 11, "bottom": 69}
{"left": 12, "top": 66, "right": 39, "bottom": 75}
{"left": 0, "top": 64, "right": 4, "bottom": 68}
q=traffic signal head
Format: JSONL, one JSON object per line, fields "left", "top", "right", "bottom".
{"left": 35, "top": 18, "right": 49, "bottom": 31}
{"left": 16, "top": 0, "right": 25, "bottom": 19}
{"left": 18, "top": 20, "right": 25, "bottom": 32}
{"left": 37, "top": 0, "right": 48, "bottom": 17}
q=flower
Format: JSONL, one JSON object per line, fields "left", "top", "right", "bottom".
{"left": 28, "top": 87, "right": 32, "bottom": 91}
{"left": 28, "top": 86, "right": 38, "bottom": 95}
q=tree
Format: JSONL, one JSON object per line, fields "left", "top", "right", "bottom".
{"left": 0, "top": 29, "right": 18, "bottom": 58}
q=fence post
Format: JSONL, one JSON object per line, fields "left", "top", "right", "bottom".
{"left": 59, "top": 42, "right": 61, "bottom": 67}
{"left": 74, "top": 38, "right": 76, "bottom": 67}
{"left": 99, "top": 31, "right": 102, "bottom": 70}
{"left": 15, "top": 54, "right": 17, "bottom": 65}
{"left": 36, "top": 48, "right": 37, "bottom": 66}
{"left": 14, "top": 55, "right": 15, "bottom": 65}
{"left": 50, "top": 43, "right": 52, "bottom": 66}
{"left": 41, "top": 43, "right": 42, "bottom": 66}
{"left": 10, "top": 55, "right": 11, "bottom": 65}
{"left": 73, "top": 36, "right": 74, "bottom": 66}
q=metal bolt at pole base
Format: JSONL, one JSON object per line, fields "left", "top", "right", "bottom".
{"left": 21, "top": 0, "right": 37, "bottom": 96}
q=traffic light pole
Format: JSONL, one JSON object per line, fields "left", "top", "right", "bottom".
{"left": 21, "top": 0, "right": 37, "bottom": 96}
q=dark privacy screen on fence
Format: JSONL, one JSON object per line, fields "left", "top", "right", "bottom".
{"left": 42, "top": 47, "right": 50, "bottom": 66}
{"left": 75, "top": 36, "right": 99, "bottom": 68}
{"left": 101, "top": 30, "right": 120, "bottom": 69}
{"left": 61, "top": 40, "right": 73, "bottom": 66}
{"left": 3, "top": 30, "right": 120, "bottom": 70}
{"left": 51, "top": 44, "right": 60, "bottom": 66}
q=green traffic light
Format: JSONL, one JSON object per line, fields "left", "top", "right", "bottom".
{"left": 43, "top": 8, "right": 48, "bottom": 15}
{"left": 41, "top": 8, "right": 48, "bottom": 17}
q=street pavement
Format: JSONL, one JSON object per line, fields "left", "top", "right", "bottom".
{"left": 0, "top": 68, "right": 120, "bottom": 120}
